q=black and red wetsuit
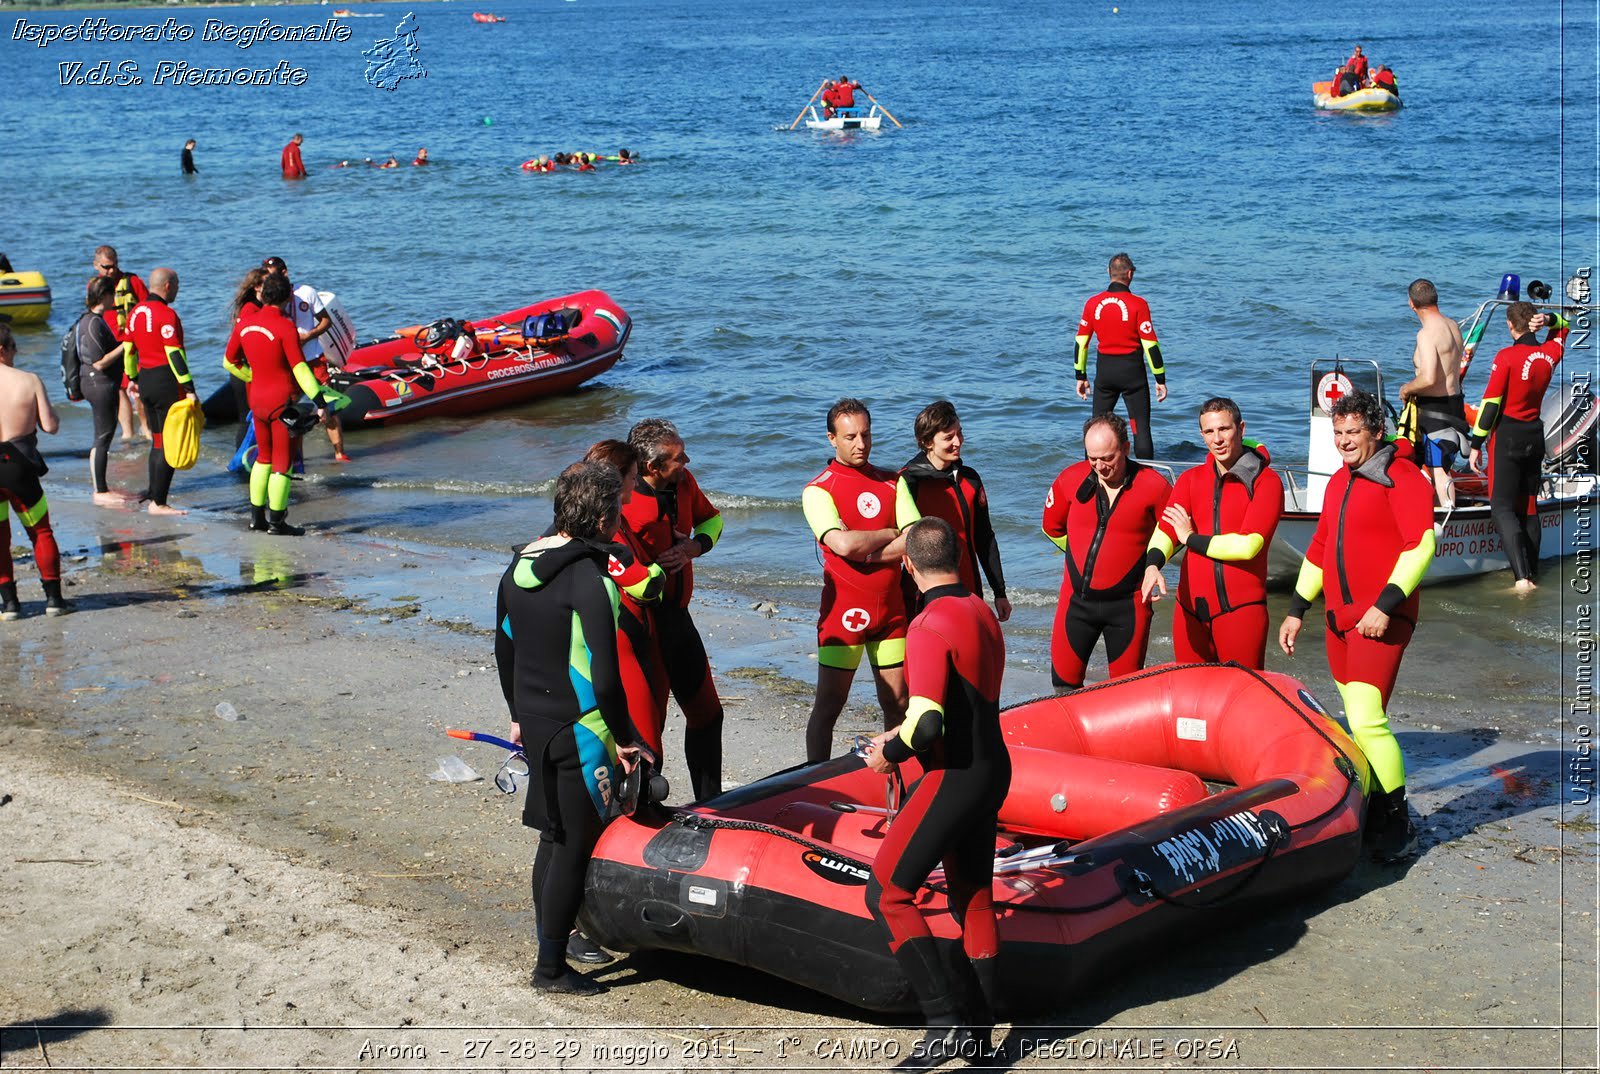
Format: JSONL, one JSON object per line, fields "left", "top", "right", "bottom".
{"left": 1372, "top": 68, "right": 1398, "bottom": 95}
{"left": 1042, "top": 459, "right": 1169, "bottom": 688}
{"left": 618, "top": 468, "right": 725, "bottom": 801}
{"left": 1469, "top": 314, "right": 1569, "bottom": 582}
{"left": 0, "top": 434, "right": 60, "bottom": 593}
{"left": 126, "top": 294, "right": 192, "bottom": 507}
{"left": 1346, "top": 52, "right": 1370, "bottom": 84}
{"left": 1073, "top": 283, "right": 1166, "bottom": 458}
{"left": 1146, "top": 443, "right": 1283, "bottom": 667}
{"left": 867, "top": 583, "right": 1010, "bottom": 1030}
{"left": 898, "top": 452, "right": 1007, "bottom": 613}
{"left": 1287, "top": 439, "right": 1434, "bottom": 795}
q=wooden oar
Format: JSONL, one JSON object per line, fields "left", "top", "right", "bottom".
{"left": 864, "top": 91, "right": 903, "bottom": 128}
{"left": 788, "top": 81, "right": 828, "bottom": 130}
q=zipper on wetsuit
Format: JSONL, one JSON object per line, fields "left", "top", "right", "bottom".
{"left": 1334, "top": 478, "right": 1355, "bottom": 606}
{"left": 1211, "top": 475, "right": 1231, "bottom": 615}
{"left": 1079, "top": 479, "right": 1122, "bottom": 593}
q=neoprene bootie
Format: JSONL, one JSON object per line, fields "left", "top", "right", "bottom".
{"left": 531, "top": 937, "right": 606, "bottom": 995}
{"left": 250, "top": 504, "right": 269, "bottom": 532}
{"left": 1369, "top": 788, "right": 1417, "bottom": 864}
{"left": 42, "top": 579, "right": 72, "bottom": 617}
{"left": 266, "top": 509, "right": 304, "bottom": 537}
{"left": 0, "top": 582, "right": 19, "bottom": 621}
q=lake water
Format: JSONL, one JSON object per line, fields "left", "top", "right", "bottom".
{"left": 5, "top": 0, "right": 1597, "bottom": 737}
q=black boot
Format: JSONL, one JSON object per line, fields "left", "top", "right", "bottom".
{"left": 897, "top": 1027, "right": 983, "bottom": 1071}
{"left": 266, "top": 509, "right": 304, "bottom": 537}
{"left": 891, "top": 938, "right": 986, "bottom": 1071}
{"left": 0, "top": 581, "right": 19, "bottom": 621}
{"left": 42, "top": 579, "right": 72, "bottom": 617}
{"left": 250, "top": 504, "right": 269, "bottom": 532}
{"left": 1369, "top": 787, "right": 1418, "bottom": 864}
{"left": 530, "top": 936, "right": 606, "bottom": 995}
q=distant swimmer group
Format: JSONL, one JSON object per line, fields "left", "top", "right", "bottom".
{"left": 520, "top": 150, "right": 637, "bottom": 172}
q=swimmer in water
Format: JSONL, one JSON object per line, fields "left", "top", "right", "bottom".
{"left": 413, "top": 147, "right": 429, "bottom": 165}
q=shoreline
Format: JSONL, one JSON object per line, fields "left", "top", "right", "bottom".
{"left": 0, "top": 494, "right": 1595, "bottom": 1071}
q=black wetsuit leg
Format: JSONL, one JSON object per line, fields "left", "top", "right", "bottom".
{"left": 138, "top": 366, "right": 181, "bottom": 505}
{"left": 1092, "top": 352, "right": 1154, "bottom": 457}
{"left": 82, "top": 369, "right": 120, "bottom": 493}
{"left": 1489, "top": 418, "right": 1544, "bottom": 581}
{"left": 528, "top": 725, "right": 606, "bottom": 970}
{"left": 654, "top": 604, "right": 724, "bottom": 801}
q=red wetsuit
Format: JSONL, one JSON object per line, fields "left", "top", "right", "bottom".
{"left": 618, "top": 469, "right": 725, "bottom": 801}
{"left": 1149, "top": 443, "right": 1283, "bottom": 668}
{"left": 1042, "top": 459, "right": 1169, "bottom": 688}
{"left": 1288, "top": 440, "right": 1433, "bottom": 705}
{"left": 126, "top": 294, "right": 192, "bottom": 507}
{"left": 1073, "top": 283, "right": 1166, "bottom": 458}
{"left": 869, "top": 584, "right": 1010, "bottom": 1027}
{"left": 835, "top": 81, "right": 858, "bottom": 108}
{"left": 281, "top": 140, "right": 307, "bottom": 179}
{"left": 804, "top": 459, "right": 914, "bottom": 662}
{"left": 1346, "top": 53, "right": 1369, "bottom": 84}
{"left": 224, "top": 305, "right": 310, "bottom": 475}
{"left": 1469, "top": 317, "right": 1569, "bottom": 581}
{"left": 1372, "top": 69, "right": 1397, "bottom": 94}
{"left": 899, "top": 452, "right": 1007, "bottom": 608}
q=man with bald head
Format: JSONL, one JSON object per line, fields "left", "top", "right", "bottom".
{"left": 126, "top": 267, "right": 195, "bottom": 514}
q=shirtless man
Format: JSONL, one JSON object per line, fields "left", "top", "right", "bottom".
{"left": 1397, "top": 278, "right": 1469, "bottom": 505}
{"left": 0, "top": 326, "right": 68, "bottom": 618}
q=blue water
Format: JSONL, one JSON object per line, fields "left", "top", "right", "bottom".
{"left": 4, "top": 0, "right": 1597, "bottom": 721}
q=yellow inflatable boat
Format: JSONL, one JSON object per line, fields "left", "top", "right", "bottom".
{"left": 1312, "top": 81, "right": 1401, "bottom": 112}
{"left": 0, "top": 272, "right": 52, "bottom": 324}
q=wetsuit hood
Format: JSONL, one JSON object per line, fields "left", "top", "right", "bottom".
{"left": 900, "top": 450, "right": 959, "bottom": 484}
{"left": 1348, "top": 440, "right": 1403, "bottom": 488}
{"left": 1220, "top": 441, "right": 1270, "bottom": 495}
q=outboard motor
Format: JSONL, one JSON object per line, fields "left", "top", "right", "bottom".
{"left": 1542, "top": 379, "right": 1598, "bottom": 472}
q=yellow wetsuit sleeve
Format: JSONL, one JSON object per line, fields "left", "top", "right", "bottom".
{"left": 292, "top": 361, "right": 321, "bottom": 399}
{"left": 1201, "top": 532, "right": 1265, "bottom": 561}
{"left": 1383, "top": 531, "right": 1435, "bottom": 598}
{"left": 1144, "top": 528, "right": 1176, "bottom": 568}
{"left": 1043, "top": 525, "right": 1068, "bottom": 554}
{"left": 802, "top": 484, "right": 843, "bottom": 543}
{"left": 692, "top": 513, "right": 723, "bottom": 550}
{"left": 894, "top": 476, "right": 921, "bottom": 530}
{"left": 885, "top": 695, "right": 943, "bottom": 764}
{"left": 124, "top": 345, "right": 139, "bottom": 381}
{"left": 1142, "top": 338, "right": 1166, "bottom": 383}
{"left": 165, "top": 344, "right": 192, "bottom": 385}
{"left": 1286, "top": 559, "right": 1323, "bottom": 619}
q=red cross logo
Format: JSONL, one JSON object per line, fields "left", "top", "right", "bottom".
{"left": 841, "top": 607, "right": 872, "bottom": 633}
{"left": 607, "top": 556, "right": 626, "bottom": 578}
{"left": 1316, "top": 372, "right": 1353, "bottom": 415}
{"left": 856, "top": 492, "right": 881, "bottom": 519}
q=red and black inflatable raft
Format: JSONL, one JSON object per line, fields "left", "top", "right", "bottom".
{"left": 582, "top": 663, "right": 1370, "bottom": 1013}
{"left": 331, "top": 289, "right": 628, "bottom": 428}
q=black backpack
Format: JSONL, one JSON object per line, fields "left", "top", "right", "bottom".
{"left": 59, "top": 315, "right": 86, "bottom": 402}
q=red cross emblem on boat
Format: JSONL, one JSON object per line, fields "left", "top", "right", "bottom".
{"left": 1315, "top": 372, "right": 1353, "bottom": 415}
{"left": 841, "top": 607, "right": 872, "bottom": 633}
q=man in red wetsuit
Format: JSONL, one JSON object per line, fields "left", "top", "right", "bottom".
{"left": 1073, "top": 252, "right": 1167, "bottom": 458}
{"left": 281, "top": 133, "right": 307, "bottom": 179}
{"left": 1467, "top": 303, "right": 1570, "bottom": 592}
{"left": 1042, "top": 413, "right": 1170, "bottom": 689}
{"left": 619, "top": 418, "right": 726, "bottom": 801}
{"left": 1346, "top": 45, "right": 1370, "bottom": 86}
{"left": 898, "top": 399, "right": 1010, "bottom": 622}
{"left": 834, "top": 75, "right": 860, "bottom": 109}
{"left": 223, "top": 273, "right": 343, "bottom": 535}
{"left": 1140, "top": 398, "right": 1282, "bottom": 668}
{"left": 125, "top": 267, "right": 194, "bottom": 515}
{"left": 803, "top": 397, "right": 921, "bottom": 762}
{"left": 1372, "top": 65, "right": 1399, "bottom": 97}
{"left": 0, "top": 325, "right": 69, "bottom": 619}
{"left": 1279, "top": 389, "right": 1434, "bottom": 863}
{"left": 863, "top": 517, "right": 1008, "bottom": 1069}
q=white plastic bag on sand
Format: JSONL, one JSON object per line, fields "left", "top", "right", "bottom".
{"left": 430, "top": 755, "right": 481, "bottom": 783}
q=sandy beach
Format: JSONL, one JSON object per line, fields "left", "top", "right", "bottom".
{"left": 1, "top": 494, "right": 1596, "bottom": 1073}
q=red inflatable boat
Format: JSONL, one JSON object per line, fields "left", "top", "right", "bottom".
{"left": 582, "top": 663, "right": 1370, "bottom": 1014}
{"left": 330, "top": 290, "right": 627, "bottom": 428}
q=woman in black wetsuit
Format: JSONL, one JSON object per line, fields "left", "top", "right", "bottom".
{"left": 495, "top": 460, "right": 652, "bottom": 994}
{"left": 76, "top": 277, "right": 133, "bottom": 504}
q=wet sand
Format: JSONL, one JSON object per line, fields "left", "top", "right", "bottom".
{"left": 0, "top": 496, "right": 1595, "bottom": 1073}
